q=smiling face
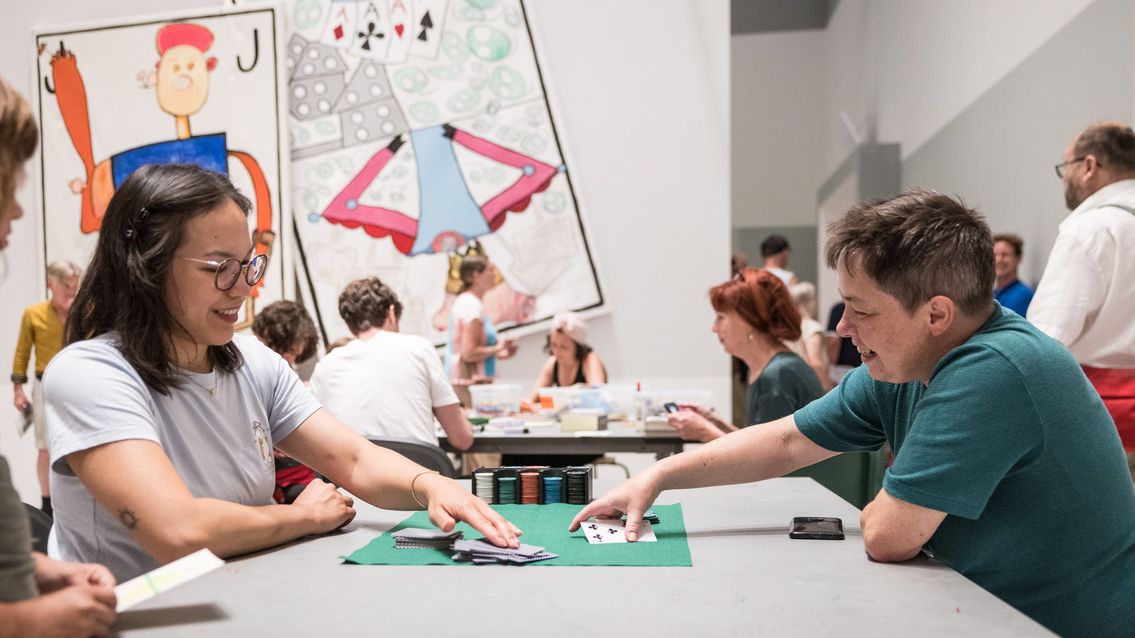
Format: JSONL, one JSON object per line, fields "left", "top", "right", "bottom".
{"left": 711, "top": 310, "right": 751, "bottom": 358}
{"left": 992, "top": 240, "right": 1020, "bottom": 283}
{"left": 165, "top": 199, "right": 253, "bottom": 368}
{"left": 156, "top": 44, "right": 210, "bottom": 117}
{"left": 836, "top": 260, "right": 936, "bottom": 384}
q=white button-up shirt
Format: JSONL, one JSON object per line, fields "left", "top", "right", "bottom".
{"left": 1029, "top": 179, "right": 1135, "bottom": 368}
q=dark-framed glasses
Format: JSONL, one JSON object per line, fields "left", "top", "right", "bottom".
{"left": 181, "top": 253, "right": 269, "bottom": 291}
{"left": 1054, "top": 156, "right": 1087, "bottom": 178}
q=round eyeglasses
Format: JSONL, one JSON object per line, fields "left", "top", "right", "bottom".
{"left": 180, "top": 254, "right": 269, "bottom": 291}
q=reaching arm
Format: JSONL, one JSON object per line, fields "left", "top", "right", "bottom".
{"left": 434, "top": 402, "right": 473, "bottom": 450}
{"left": 571, "top": 414, "right": 838, "bottom": 539}
{"left": 279, "top": 408, "right": 519, "bottom": 547}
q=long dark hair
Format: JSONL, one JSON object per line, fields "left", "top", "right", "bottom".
{"left": 66, "top": 164, "right": 252, "bottom": 394}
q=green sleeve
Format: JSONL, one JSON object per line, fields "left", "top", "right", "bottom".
{"left": 884, "top": 345, "right": 1041, "bottom": 520}
{"left": 794, "top": 365, "right": 887, "bottom": 452}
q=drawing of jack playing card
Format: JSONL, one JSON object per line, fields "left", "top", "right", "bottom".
{"left": 240, "top": 0, "right": 604, "bottom": 345}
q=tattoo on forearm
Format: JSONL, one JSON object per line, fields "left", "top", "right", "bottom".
{"left": 118, "top": 508, "right": 140, "bottom": 530}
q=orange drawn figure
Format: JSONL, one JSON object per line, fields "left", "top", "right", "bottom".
{"left": 49, "top": 22, "right": 275, "bottom": 319}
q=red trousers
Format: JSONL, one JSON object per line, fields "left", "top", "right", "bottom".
{"left": 1083, "top": 366, "right": 1135, "bottom": 451}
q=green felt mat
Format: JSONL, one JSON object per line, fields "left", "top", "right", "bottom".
{"left": 343, "top": 503, "right": 691, "bottom": 567}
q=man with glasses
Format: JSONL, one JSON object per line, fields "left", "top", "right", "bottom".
{"left": 1031, "top": 121, "right": 1135, "bottom": 477}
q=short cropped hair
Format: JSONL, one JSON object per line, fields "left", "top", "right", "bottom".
{"left": 992, "top": 233, "right": 1023, "bottom": 257}
{"left": 252, "top": 300, "right": 319, "bottom": 364}
{"left": 338, "top": 277, "right": 403, "bottom": 335}
{"left": 1074, "top": 121, "right": 1135, "bottom": 173}
{"left": 760, "top": 234, "right": 789, "bottom": 258}
{"left": 824, "top": 189, "right": 994, "bottom": 316}
{"left": 709, "top": 268, "right": 801, "bottom": 343}
{"left": 46, "top": 260, "right": 82, "bottom": 282}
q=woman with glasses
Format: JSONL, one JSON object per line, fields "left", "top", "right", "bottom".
{"left": 667, "top": 268, "right": 824, "bottom": 443}
{"left": 44, "top": 164, "right": 521, "bottom": 582}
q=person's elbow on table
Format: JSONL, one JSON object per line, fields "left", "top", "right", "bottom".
{"left": 859, "top": 489, "right": 946, "bottom": 563}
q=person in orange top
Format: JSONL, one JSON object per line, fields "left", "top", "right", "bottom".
{"left": 12, "top": 260, "right": 81, "bottom": 515}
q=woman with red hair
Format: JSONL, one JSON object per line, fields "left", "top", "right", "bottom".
{"left": 668, "top": 268, "right": 823, "bottom": 442}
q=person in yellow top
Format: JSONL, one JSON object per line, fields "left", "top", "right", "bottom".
{"left": 11, "top": 260, "right": 81, "bottom": 515}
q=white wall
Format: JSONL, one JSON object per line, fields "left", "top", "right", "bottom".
{"left": 823, "top": 0, "right": 1096, "bottom": 173}
{"left": 498, "top": 0, "right": 731, "bottom": 404}
{"left": 732, "top": 30, "right": 825, "bottom": 228}
{"left": 0, "top": 0, "right": 731, "bottom": 501}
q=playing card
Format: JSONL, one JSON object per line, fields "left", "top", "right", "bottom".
{"left": 383, "top": 0, "right": 414, "bottom": 63}
{"left": 409, "top": 0, "right": 448, "bottom": 59}
{"left": 349, "top": 0, "right": 393, "bottom": 61}
{"left": 392, "top": 527, "right": 462, "bottom": 540}
{"left": 321, "top": 0, "right": 358, "bottom": 49}
{"left": 582, "top": 518, "right": 657, "bottom": 544}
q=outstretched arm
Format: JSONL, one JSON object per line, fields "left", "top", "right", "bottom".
{"left": 279, "top": 408, "right": 519, "bottom": 547}
{"left": 570, "top": 415, "right": 837, "bottom": 540}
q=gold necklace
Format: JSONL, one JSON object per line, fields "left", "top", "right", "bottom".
{"left": 185, "top": 371, "right": 217, "bottom": 396}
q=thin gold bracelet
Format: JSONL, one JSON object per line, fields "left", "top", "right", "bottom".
{"left": 410, "top": 469, "right": 438, "bottom": 508}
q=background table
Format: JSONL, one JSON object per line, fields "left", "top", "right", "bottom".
{"left": 440, "top": 424, "right": 685, "bottom": 460}
{"left": 114, "top": 478, "right": 1051, "bottom": 636}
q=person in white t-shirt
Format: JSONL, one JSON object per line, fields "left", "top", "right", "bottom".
{"left": 760, "top": 234, "right": 797, "bottom": 287}
{"left": 311, "top": 277, "right": 473, "bottom": 450}
{"left": 45, "top": 164, "right": 520, "bottom": 582}
{"left": 787, "top": 281, "right": 833, "bottom": 392}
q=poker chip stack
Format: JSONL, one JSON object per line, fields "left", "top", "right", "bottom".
{"left": 542, "top": 476, "right": 562, "bottom": 504}
{"left": 470, "top": 465, "right": 591, "bottom": 505}
{"left": 497, "top": 476, "right": 518, "bottom": 504}
{"left": 565, "top": 469, "right": 589, "bottom": 505}
{"left": 473, "top": 468, "right": 495, "bottom": 503}
{"left": 520, "top": 470, "right": 540, "bottom": 504}
{"left": 391, "top": 527, "right": 464, "bottom": 549}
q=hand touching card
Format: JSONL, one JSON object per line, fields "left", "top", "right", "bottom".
{"left": 582, "top": 518, "right": 656, "bottom": 544}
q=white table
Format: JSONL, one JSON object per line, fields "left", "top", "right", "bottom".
{"left": 113, "top": 478, "right": 1050, "bottom": 636}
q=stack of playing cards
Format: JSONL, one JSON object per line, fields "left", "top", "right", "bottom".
{"left": 391, "top": 527, "right": 464, "bottom": 549}
{"left": 451, "top": 539, "right": 558, "bottom": 565}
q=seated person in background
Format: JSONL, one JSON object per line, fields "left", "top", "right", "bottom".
{"left": 310, "top": 277, "right": 473, "bottom": 452}
{"left": 251, "top": 300, "right": 318, "bottom": 369}
{"left": 991, "top": 233, "right": 1033, "bottom": 316}
{"left": 787, "top": 281, "right": 834, "bottom": 392}
{"left": 529, "top": 311, "right": 606, "bottom": 404}
{"left": 572, "top": 190, "right": 1135, "bottom": 637}
{"left": 46, "top": 165, "right": 518, "bottom": 583}
{"left": 667, "top": 268, "right": 823, "bottom": 443}
{"left": 252, "top": 300, "right": 320, "bottom": 504}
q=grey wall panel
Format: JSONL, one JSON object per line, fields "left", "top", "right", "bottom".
{"left": 901, "top": 0, "right": 1133, "bottom": 286}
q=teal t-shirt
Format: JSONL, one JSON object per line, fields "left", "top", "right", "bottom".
{"left": 744, "top": 351, "right": 824, "bottom": 426}
{"left": 794, "top": 305, "right": 1135, "bottom": 636}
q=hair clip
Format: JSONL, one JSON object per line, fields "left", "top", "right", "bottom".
{"left": 124, "top": 207, "right": 150, "bottom": 241}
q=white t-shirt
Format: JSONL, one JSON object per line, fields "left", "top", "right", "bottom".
{"left": 310, "top": 331, "right": 459, "bottom": 446}
{"left": 1029, "top": 179, "right": 1135, "bottom": 367}
{"left": 787, "top": 317, "right": 829, "bottom": 370}
{"left": 444, "top": 292, "right": 486, "bottom": 378}
{"left": 44, "top": 334, "right": 320, "bottom": 581}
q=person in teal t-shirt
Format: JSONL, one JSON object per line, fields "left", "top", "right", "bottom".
{"left": 571, "top": 190, "right": 1135, "bottom": 637}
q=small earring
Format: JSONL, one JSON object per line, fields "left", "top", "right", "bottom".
{"left": 747, "top": 333, "right": 754, "bottom": 341}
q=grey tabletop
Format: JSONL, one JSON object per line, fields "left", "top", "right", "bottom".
{"left": 114, "top": 478, "right": 1050, "bottom": 636}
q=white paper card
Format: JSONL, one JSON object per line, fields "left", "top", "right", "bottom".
{"left": 582, "top": 518, "right": 657, "bottom": 544}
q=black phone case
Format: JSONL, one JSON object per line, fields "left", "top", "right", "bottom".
{"left": 789, "top": 516, "right": 845, "bottom": 540}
